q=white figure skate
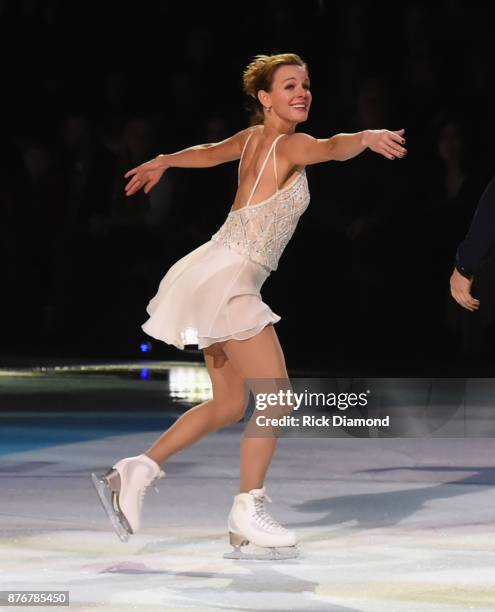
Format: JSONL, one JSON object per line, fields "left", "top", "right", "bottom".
{"left": 91, "top": 453, "right": 165, "bottom": 542}
{"left": 223, "top": 486, "right": 299, "bottom": 560}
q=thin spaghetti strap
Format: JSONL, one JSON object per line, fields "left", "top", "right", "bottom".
{"left": 272, "top": 133, "right": 285, "bottom": 191}
{"left": 245, "top": 134, "right": 285, "bottom": 207}
{"left": 238, "top": 131, "right": 254, "bottom": 186}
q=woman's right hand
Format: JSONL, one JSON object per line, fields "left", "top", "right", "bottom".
{"left": 124, "top": 155, "right": 168, "bottom": 196}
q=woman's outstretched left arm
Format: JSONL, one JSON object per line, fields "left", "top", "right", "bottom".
{"left": 329, "top": 129, "right": 407, "bottom": 161}
{"left": 279, "top": 129, "right": 407, "bottom": 165}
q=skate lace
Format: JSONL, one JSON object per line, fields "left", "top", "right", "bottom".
{"left": 138, "top": 469, "right": 166, "bottom": 504}
{"left": 252, "top": 493, "right": 285, "bottom": 531}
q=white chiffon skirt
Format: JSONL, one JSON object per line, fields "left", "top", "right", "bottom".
{"left": 141, "top": 239, "right": 281, "bottom": 350}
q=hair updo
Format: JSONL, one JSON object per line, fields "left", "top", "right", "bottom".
{"left": 242, "top": 53, "right": 308, "bottom": 126}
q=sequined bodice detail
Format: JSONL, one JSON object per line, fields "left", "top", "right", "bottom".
{"left": 211, "top": 131, "right": 310, "bottom": 272}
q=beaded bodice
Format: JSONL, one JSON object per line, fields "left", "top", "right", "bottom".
{"left": 211, "top": 130, "right": 310, "bottom": 272}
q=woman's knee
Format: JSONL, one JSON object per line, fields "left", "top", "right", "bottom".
{"left": 213, "top": 397, "right": 247, "bottom": 429}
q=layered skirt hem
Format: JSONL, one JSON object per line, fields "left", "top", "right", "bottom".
{"left": 141, "top": 240, "right": 281, "bottom": 351}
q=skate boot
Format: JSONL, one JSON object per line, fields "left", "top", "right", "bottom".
{"left": 223, "top": 486, "right": 299, "bottom": 560}
{"left": 91, "top": 453, "right": 165, "bottom": 542}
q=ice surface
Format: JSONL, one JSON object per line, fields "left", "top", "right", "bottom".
{"left": 1, "top": 364, "right": 495, "bottom": 610}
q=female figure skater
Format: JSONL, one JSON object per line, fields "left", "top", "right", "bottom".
{"left": 91, "top": 53, "right": 407, "bottom": 560}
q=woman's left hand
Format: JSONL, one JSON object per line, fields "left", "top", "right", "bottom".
{"left": 365, "top": 128, "right": 407, "bottom": 160}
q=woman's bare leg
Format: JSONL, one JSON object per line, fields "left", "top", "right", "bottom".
{"left": 221, "top": 323, "right": 290, "bottom": 493}
{"left": 145, "top": 343, "right": 246, "bottom": 465}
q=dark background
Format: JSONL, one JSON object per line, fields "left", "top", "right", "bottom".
{"left": 2, "top": 0, "right": 494, "bottom": 375}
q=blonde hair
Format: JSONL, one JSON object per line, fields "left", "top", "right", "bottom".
{"left": 242, "top": 53, "right": 309, "bottom": 125}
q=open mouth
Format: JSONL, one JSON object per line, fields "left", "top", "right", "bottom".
{"left": 291, "top": 104, "right": 308, "bottom": 111}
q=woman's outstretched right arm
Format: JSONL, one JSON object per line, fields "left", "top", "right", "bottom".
{"left": 124, "top": 127, "right": 251, "bottom": 196}
{"left": 160, "top": 128, "right": 252, "bottom": 168}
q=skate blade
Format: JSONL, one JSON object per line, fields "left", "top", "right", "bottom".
{"left": 91, "top": 472, "right": 130, "bottom": 543}
{"left": 223, "top": 545, "right": 299, "bottom": 561}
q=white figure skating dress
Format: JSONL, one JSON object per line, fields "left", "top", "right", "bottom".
{"left": 141, "top": 128, "right": 310, "bottom": 350}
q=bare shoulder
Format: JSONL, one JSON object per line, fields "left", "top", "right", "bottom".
{"left": 278, "top": 132, "right": 313, "bottom": 148}
{"left": 277, "top": 131, "right": 333, "bottom": 166}
{"left": 226, "top": 125, "right": 259, "bottom": 158}
{"left": 241, "top": 124, "right": 262, "bottom": 144}
{"left": 201, "top": 125, "right": 259, "bottom": 166}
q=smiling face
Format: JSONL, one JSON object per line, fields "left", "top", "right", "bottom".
{"left": 258, "top": 64, "right": 311, "bottom": 125}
